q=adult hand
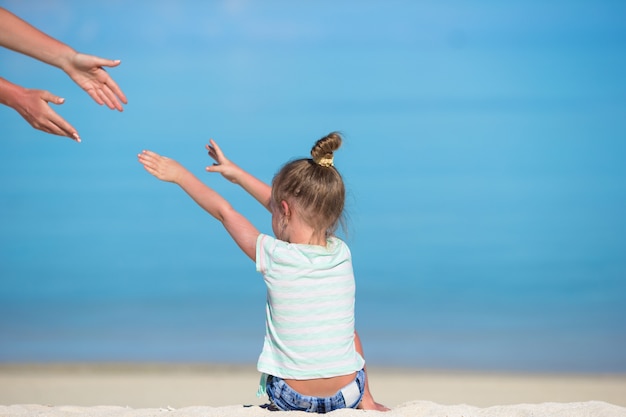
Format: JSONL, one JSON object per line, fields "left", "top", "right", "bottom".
{"left": 12, "top": 87, "right": 80, "bottom": 141}
{"left": 63, "top": 52, "right": 127, "bottom": 111}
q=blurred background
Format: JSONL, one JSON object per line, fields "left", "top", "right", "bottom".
{"left": 0, "top": 0, "right": 625, "bottom": 373}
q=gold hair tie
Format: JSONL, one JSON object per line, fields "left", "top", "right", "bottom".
{"left": 314, "top": 154, "right": 334, "bottom": 167}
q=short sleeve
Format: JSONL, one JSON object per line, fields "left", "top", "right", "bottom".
{"left": 255, "top": 233, "right": 271, "bottom": 274}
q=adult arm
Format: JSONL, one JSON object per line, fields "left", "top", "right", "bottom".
{"left": 206, "top": 139, "right": 273, "bottom": 211}
{"left": 138, "top": 150, "right": 259, "bottom": 261}
{"left": 0, "top": 7, "right": 127, "bottom": 111}
{"left": 0, "top": 76, "right": 79, "bottom": 140}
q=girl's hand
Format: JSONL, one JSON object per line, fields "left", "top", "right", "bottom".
{"left": 358, "top": 396, "right": 390, "bottom": 412}
{"left": 205, "top": 139, "right": 241, "bottom": 183}
{"left": 138, "top": 150, "right": 184, "bottom": 183}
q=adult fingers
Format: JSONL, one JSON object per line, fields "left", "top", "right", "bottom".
{"left": 84, "top": 86, "right": 105, "bottom": 106}
{"left": 102, "top": 73, "right": 127, "bottom": 106}
{"left": 99, "top": 81, "right": 126, "bottom": 111}
{"left": 39, "top": 90, "right": 65, "bottom": 105}
{"left": 95, "top": 57, "right": 121, "bottom": 69}
{"left": 48, "top": 120, "right": 80, "bottom": 142}
{"left": 41, "top": 93, "right": 80, "bottom": 141}
{"left": 96, "top": 85, "right": 117, "bottom": 110}
{"left": 91, "top": 58, "right": 127, "bottom": 107}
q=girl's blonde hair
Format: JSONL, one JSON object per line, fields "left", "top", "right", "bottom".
{"left": 271, "top": 132, "right": 345, "bottom": 239}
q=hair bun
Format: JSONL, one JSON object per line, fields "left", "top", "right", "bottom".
{"left": 311, "top": 132, "right": 342, "bottom": 167}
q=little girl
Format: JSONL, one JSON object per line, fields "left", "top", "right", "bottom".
{"left": 138, "top": 132, "right": 388, "bottom": 413}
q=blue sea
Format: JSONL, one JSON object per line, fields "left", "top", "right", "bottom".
{"left": 1, "top": 1, "right": 625, "bottom": 373}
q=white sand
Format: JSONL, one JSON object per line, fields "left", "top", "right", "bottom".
{"left": 2, "top": 401, "right": 625, "bottom": 417}
{"left": 1, "top": 364, "right": 625, "bottom": 417}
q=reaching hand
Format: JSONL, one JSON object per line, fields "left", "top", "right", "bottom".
{"left": 13, "top": 87, "right": 80, "bottom": 141}
{"left": 138, "top": 150, "right": 185, "bottom": 183}
{"left": 205, "top": 139, "right": 241, "bottom": 183}
{"left": 63, "top": 52, "right": 127, "bottom": 111}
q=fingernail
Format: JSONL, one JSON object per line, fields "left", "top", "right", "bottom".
{"left": 73, "top": 132, "right": 81, "bottom": 142}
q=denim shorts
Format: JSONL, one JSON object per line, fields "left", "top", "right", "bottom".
{"left": 266, "top": 369, "right": 365, "bottom": 413}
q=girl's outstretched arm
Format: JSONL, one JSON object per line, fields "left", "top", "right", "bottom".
{"left": 205, "top": 139, "right": 272, "bottom": 212}
{"left": 138, "top": 150, "right": 259, "bottom": 261}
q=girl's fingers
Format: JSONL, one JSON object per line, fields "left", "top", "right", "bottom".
{"left": 209, "top": 139, "right": 224, "bottom": 159}
{"left": 140, "top": 150, "right": 160, "bottom": 158}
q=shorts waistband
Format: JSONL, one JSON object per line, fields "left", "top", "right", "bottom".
{"left": 266, "top": 369, "right": 365, "bottom": 412}
{"left": 339, "top": 375, "right": 362, "bottom": 407}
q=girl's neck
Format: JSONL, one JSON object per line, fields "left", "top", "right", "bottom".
{"left": 277, "top": 200, "right": 327, "bottom": 246}
{"left": 285, "top": 228, "right": 326, "bottom": 246}
{"left": 282, "top": 216, "right": 326, "bottom": 246}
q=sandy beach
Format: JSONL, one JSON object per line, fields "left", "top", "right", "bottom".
{"left": 1, "top": 363, "right": 625, "bottom": 416}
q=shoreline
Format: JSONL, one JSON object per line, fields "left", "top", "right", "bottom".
{"left": 1, "top": 362, "right": 626, "bottom": 410}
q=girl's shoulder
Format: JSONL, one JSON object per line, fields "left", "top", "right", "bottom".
{"left": 258, "top": 234, "right": 351, "bottom": 261}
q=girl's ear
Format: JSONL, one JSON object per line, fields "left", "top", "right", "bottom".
{"left": 281, "top": 200, "right": 291, "bottom": 217}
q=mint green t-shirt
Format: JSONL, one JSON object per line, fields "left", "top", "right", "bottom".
{"left": 255, "top": 233, "right": 365, "bottom": 383}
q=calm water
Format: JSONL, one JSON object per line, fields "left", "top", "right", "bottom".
{"left": 1, "top": 1, "right": 625, "bottom": 373}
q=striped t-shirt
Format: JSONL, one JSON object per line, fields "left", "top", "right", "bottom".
{"left": 255, "top": 233, "right": 365, "bottom": 380}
